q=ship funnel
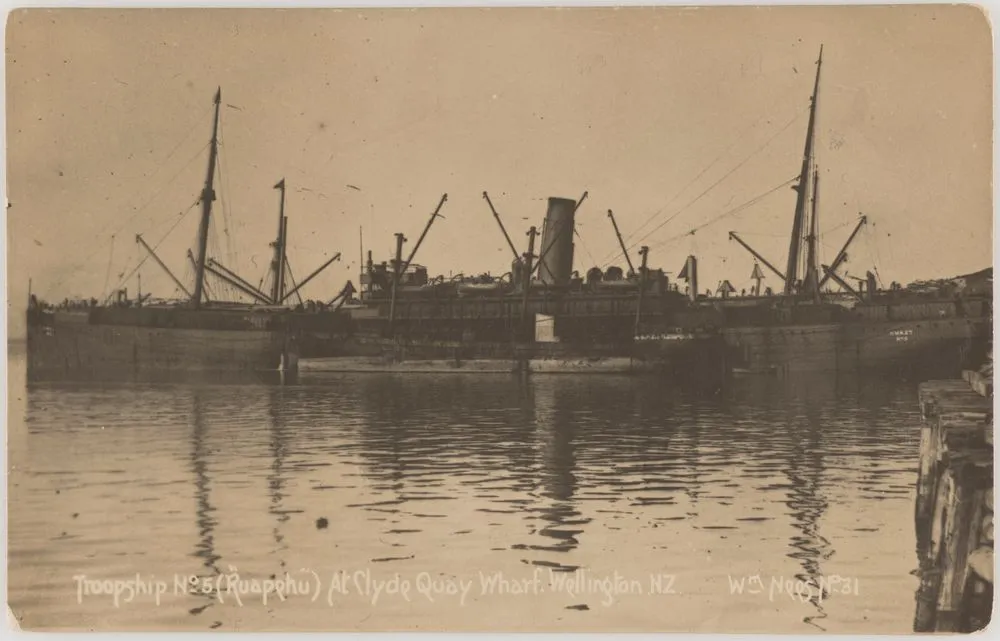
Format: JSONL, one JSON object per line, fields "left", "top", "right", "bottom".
{"left": 537, "top": 197, "right": 576, "bottom": 286}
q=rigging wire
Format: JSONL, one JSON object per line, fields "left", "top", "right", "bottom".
{"left": 116, "top": 246, "right": 136, "bottom": 295}
{"left": 618, "top": 106, "right": 808, "bottom": 261}
{"left": 79, "top": 104, "right": 213, "bottom": 250}
{"left": 45, "top": 140, "right": 212, "bottom": 297}
{"left": 216, "top": 114, "right": 239, "bottom": 270}
{"left": 607, "top": 78, "right": 814, "bottom": 260}
{"left": 182, "top": 258, "right": 195, "bottom": 298}
{"left": 820, "top": 218, "right": 856, "bottom": 237}
{"left": 732, "top": 231, "right": 790, "bottom": 238}
{"left": 864, "top": 224, "right": 886, "bottom": 288}
{"left": 103, "top": 199, "right": 201, "bottom": 304}
{"left": 883, "top": 221, "right": 896, "bottom": 277}
{"left": 617, "top": 86, "right": 799, "bottom": 249}
{"left": 873, "top": 266, "right": 885, "bottom": 289}
{"left": 210, "top": 273, "right": 236, "bottom": 303}
{"left": 574, "top": 229, "right": 599, "bottom": 270}
{"left": 257, "top": 252, "right": 271, "bottom": 300}
{"left": 205, "top": 216, "right": 242, "bottom": 304}
{"left": 261, "top": 245, "right": 276, "bottom": 303}
{"left": 101, "top": 234, "right": 116, "bottom": 301}
{"left": 215, "top": 148, "right": 233, "bottom": 267}
{"left": 740, "top": 219, "right": 864, "bottom": 241}
{"left": 202, "top": 272, "right": 217, "bottom": 302}
{"left": 207, "top": 214, "right": 222, "bottom": 269}
{"left": 285, "top": 258, "right": 304, "bottom": 305}
{"left": 640, "top": 175, "right": 800, "bottom": 258}
{"left": 819, "top": 229, "right": 825, "bottom": 280}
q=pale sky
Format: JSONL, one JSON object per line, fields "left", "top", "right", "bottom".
{"left": 5, "top": 6, "right": 993, "bottom": 336}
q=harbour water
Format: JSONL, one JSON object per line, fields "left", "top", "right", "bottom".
{"left": 8, "top": 343, "right": 924, "bottom": 633}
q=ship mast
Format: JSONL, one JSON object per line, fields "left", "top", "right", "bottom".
{"left": 804, "top": 168, "right": 821, "bottom": 302}
{"left": 783, "top": 46, "right": 823, "bottom": 297}
{"left": 191, "top": 88, "right": 223, "bottom": 309}
{"left": 270, "top": 178, "right": 288, "bottom": 304}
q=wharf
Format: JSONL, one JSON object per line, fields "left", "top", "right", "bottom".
{"left": 297, "top": 355, "right": 655, "bottom": 375}
{"left": 913, "top": 360, "right": 994, "bottom": 632}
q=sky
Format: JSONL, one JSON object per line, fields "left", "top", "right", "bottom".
{"left": 5, "top": 6, "right": 994, "bottom": 337}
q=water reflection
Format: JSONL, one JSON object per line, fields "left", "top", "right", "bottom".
{"left": 267, "top": 387, "right": 290, "bottom": 567}
{"left": 528, "top": 379, "right": 585, "bottom": 564}
{"left": 189, "top": 390, "right": 220, "bottom": 620}
{"left": 9, "top": 365, "right": 923, "bottom": 632}
{"left": 782, "top": 404, "right": 831, "bottom": 630}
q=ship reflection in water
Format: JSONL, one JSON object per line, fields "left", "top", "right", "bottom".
{"left": 8, "top": 349, "right": 921, "bottom": 633}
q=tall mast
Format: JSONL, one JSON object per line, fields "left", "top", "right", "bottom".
{"left": 359, "top": 226, "right": 364, "bottom": 302}
{"left": 783, "top": 46, "right": 823, "bottom": 296}
{"left": 270, "top": 178, "right": 287, "bottom": 304}
{"left": 279, "top": 216, "right": 289, "bottom": 303}
{"left": 191, "top": 87, "right": 222, "bottom": 309}
{"left": 804, "top": 168, "right": 821, "bottom": 301}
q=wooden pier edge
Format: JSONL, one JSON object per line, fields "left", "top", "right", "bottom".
{"left": 914, "top": 361, "right": 994, "bottom": 632}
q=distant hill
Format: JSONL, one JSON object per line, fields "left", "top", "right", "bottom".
{"left": 957, "top": 267, "right": 993, "bottom": 284}
{"left": 905, "top": 267, "right": 992, "bottom": 296}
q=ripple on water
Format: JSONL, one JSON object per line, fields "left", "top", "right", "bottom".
{"left": 8, "top": 365, "right": 922, "bottom": 632}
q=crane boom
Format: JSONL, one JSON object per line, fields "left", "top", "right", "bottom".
{"left": 728, "top": 232, "right": 786, "bottom": 281}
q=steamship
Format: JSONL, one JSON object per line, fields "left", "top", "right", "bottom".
{"left": 298, "top": 191, "right": 715, "bottom": 376}
{"left": 27, "top": 49, "right": 989, "bottom": 382}
{"left": 299, "top": 46, "right": 990, "bottom": 379}
{"left": 25, "top": 89, "right": 302, "bottom": 382}
{"left": 634, "top": 47, "right": 991, "bottom": 378}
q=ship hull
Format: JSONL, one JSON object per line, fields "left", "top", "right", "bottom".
{"left": 26, "top": 308, "right": 297, "bottom": 383}
{"left": 632, "top": 331, "right": 729, "bottom": 382}
{"left": 722, "top": 317, "right": 988, "bottom": 378}
{"left": 295, "top": 290, "right": 991, "bottom": 382}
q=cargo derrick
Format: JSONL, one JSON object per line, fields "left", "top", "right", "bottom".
{"left": 678, "top": 46, "right": 991, "bottom": 377}
{"left": 26, "top": 89, "right": 307, "bottom": 380}
{"left": 350, "top": 192, "right": 684, "bottom": 349}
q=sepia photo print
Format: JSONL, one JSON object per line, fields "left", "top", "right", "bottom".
{"left": 5, "top": 4, "right": 995, "bottom": 634}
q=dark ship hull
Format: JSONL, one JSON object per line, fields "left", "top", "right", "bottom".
{"left": 297, "top": 289, "right": 730, "bottom": 380}
{"left": 24, "top": 89, "right": 306, "bottom": 384}
{"left": 294, "top": 273, "right": 991, "bottom": 381}
{"left": 297, "top": 297, "right": 683, "bottom": 375}
{"left": 722, "top": 315, "right": 987, "bottom": 377}
{"left": 633, "top": 294, "right": 991, "bottom": 379}
{"left": 298, "top": 307, "right": 988, "bottom": 381}
{"left": 26, "top": 304, "right": 298, "bottom": 383}
{"left": 722, "top": 295, "right": 990, "bottom": 377}
{"left": 629, "top": 44, "right": 993, "bottom": 383}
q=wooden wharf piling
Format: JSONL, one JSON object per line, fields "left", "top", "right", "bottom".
{"left": 913, "top": 361, "right": 994, "bottom": 632}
